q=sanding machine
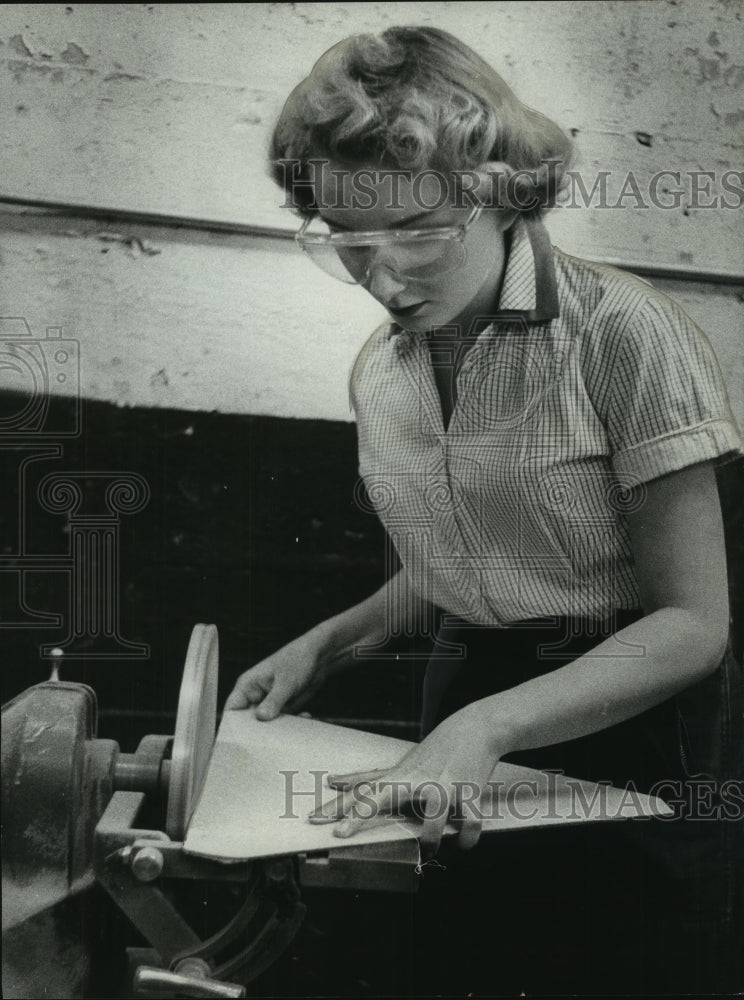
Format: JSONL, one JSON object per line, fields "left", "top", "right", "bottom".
{"left": 2, "top": 624, "right": 420, "bottom": 999}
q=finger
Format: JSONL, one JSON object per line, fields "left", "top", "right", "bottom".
{"left": 449, "top": 805, "right": 483, "bottom": 851}
{"left": 333, "top": 809, "right": 401, "bottom": 839}
{"left": 223, "top": 691, "right": 246, "bottom": 711}
{"left": 332, "top": 782, "right": 408, "bottom": 837}
{"left": 450, "top": 781, "right": 484, "bottom": 850}
{"left": 307, "top": 778, "right": 381, "bottom": 823}
{"left": 328, "top": 746, "right": 417, "bottom": 790}
{"left": 223, "top": 676, "right": 270, "bottom": 711}
{"left": 327, "top": 768, "right": 389, "bottom": 791}
{"left": 455, "top": 813, "right": 483, "bottom": 851}
{"left": 418, "top": 786, "right": 451, "bottom": 860}
{"left": 254, "top": 683, "right": 292, "bottom": 721}
{"left": 308, "top": 790, "right": 348, "bottom": 824}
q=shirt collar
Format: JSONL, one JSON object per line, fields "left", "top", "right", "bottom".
{"left": 386, "top": 213, "right": 559, "bottom": 342}
{"left": 496, "top": 214, "right": 559, "bottom": 323}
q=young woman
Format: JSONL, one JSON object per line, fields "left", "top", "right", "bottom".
{"left": 226, "top": 27, "right": 742, "bottom": 995}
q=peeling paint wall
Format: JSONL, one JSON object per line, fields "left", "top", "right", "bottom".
{"left": 1, "top": 209, "right": 384, "bottom": 419}
{"left": 0, "top": 2, "right": 742, "bottom": 421}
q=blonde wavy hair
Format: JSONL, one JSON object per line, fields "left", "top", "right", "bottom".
{"left": 269, "top": 26, "right": 573, "bottom": 216}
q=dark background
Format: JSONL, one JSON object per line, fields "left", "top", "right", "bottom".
{"left": 1, "top": 392, "right": 432, "bottom": 749}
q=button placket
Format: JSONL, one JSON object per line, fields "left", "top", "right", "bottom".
{"left": 438, "top": 345, "right": 490, "bottom": 607}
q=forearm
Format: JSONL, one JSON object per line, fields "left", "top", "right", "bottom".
{"left": 475, "top": 607, "right": 728, "bottom": 757}
{"left": 312, "top": 569, "right": 431, "bottom": 670}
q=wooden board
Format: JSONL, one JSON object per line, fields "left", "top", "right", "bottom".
{"left": 183, "top": 709, "right": 673, "bottom": 861}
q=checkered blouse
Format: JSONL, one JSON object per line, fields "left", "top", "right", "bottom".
{"left": 350, "top": 216, "right": 742, "bottom": 624}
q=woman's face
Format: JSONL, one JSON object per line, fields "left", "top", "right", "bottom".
{"left": 311, "top": 161, "right": 514, "bottom": 333}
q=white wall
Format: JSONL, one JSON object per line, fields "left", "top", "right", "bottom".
{"left": 1, "top": 3, "right": 742, "bottom": 423}
{"left": 1, "top": 209, "right": 385, "bottom": 419}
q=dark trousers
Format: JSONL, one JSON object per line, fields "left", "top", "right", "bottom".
{"left": 412, "top": 612, "right": 744, "bottom": 996}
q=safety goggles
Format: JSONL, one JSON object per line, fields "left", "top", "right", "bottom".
{"left": 295, "top": 201, "right": 483, "bottom": 285}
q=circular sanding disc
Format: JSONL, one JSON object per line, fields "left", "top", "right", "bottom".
{"left": 166, "top": 623, "right": 218, "bottom": 840}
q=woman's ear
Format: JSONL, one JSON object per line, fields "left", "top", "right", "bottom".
{"left": 474, "top": 160, "right": 513, "bottom": 203}
{"left": 471, "top": 161, "right": 519, "bottom": 229}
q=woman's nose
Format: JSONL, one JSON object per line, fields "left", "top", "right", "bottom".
{"left": 365, "top": 259, "right": 408, "bottom": 300}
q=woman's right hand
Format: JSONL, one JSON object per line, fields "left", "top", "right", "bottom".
{"left": 223, "top": 629, "right": 332, "bottom": 718}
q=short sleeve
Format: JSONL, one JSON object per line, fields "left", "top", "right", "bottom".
{"left": 601, "top": 292, "right": 743, "bottom": 483}
{"left": 348, "top": 322, "right": 392, "bottom": 415}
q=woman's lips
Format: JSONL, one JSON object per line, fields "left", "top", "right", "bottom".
{"left": 388, "top": 301, "right": 429, "bottom": 318}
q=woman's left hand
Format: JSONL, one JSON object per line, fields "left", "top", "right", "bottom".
{"left": 308, "top": 702, "right": 506, "bottom": 858}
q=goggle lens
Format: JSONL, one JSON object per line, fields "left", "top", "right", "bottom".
{"left": 301, "top": 236, "right": 467, "bottom": 285}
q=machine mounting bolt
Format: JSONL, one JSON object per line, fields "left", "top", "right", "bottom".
{"left": 267, "top": 860, "right": 287, "bottom": 883}
{"left": 131, "top": 845, "right": 164, "bottom": 882}
{"left": 174, "top": 957, "right": 211, "bottom": 979}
